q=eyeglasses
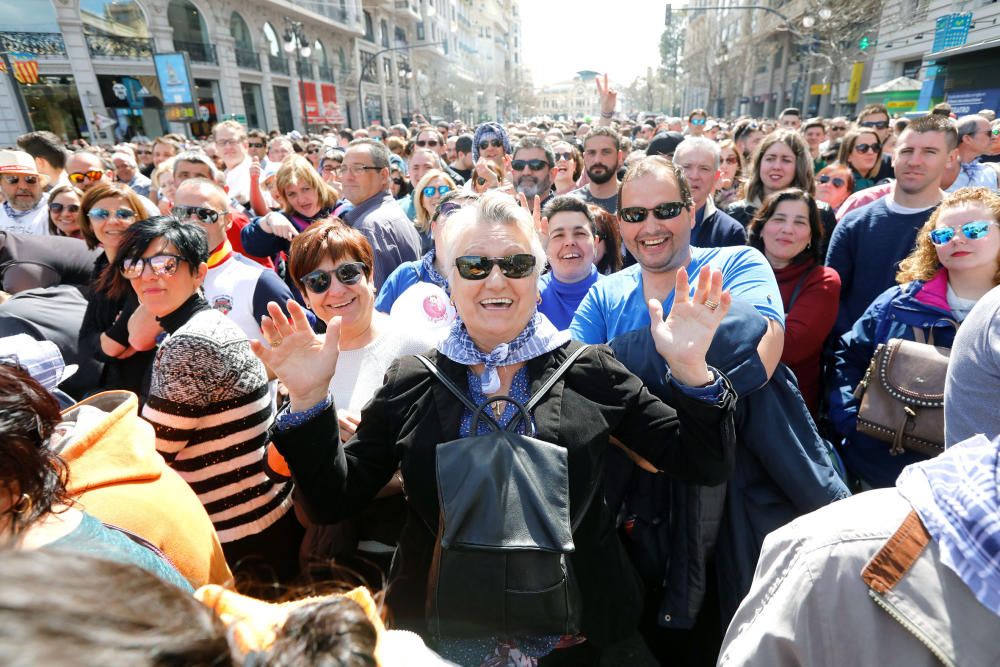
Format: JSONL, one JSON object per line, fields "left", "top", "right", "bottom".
{"left": 88, "top": 207, "right": 136, "bottom": 222}
{"left": 48, "top": 202, "right": 80, "bottom": 215}
{"left": 928, "top": 220, "right": 998, "bottom": 246}
{"left": 422, "top": 185, "right": 451, "bottom": 197}
{"left": 341, "top": 164, "right": 382, "bottom": 176}
{"left": 322, "top": 163, "right": 342, "bottom": 173}
{"left": 478, "top": 139, "right": 504, "bottom": 151}
{"left": 455, "top": 254, "right": 536, "bottom": 280}
{"left": 2, "top": 174, "right": 39, "bottom": 186}
{"left": 120, "top": 254, "right": 187, "bottom": 279}
{"left": 511, "top": 159, "right": 550, "bottom": 171}
{"left": 860, "top": 120, "right": 890, "bottom": 130}
{"left": 248, "top": 142, "right": 266, "bottom": 149}
{"left": 171, "top": 205, "right": 223, "bottom": 224}
{"left": 854, "top": 142, "right": 881, "bottom": 154}
{"left": 416, "top": 139, "right": 440, "bottom": 148}
{"left": 830, "top": 126, "right": 848, "bottom": 132}
{"left": 299, "top": 262, "right": 368, "bottom": 293}
{"left": 619, "top": 201, "right": 687, "bottom": 224}
{"left": 690, "top": 118, "right": 706, "bottom": 126}
{"left": 215, "top": 139, "right": 242, "bottom": 147}
{"left": 554, "top": 151, "right": 573, "bottom": 162}
{"left": 818, "top": 174, "right": 847, "bottom": 188}
{"left": 68, "top": 170, "right": 104, "bottom": 185}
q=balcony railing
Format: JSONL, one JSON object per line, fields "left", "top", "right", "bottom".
{"left": 174, "top": 40, "right": 217, "bottom": 64}
{"left": 0, "top": 32, "right": 66, "bottom": 57}
{"left": 318, "top": 64, "right": 335, "bottom": 82}
{"left": 269, "top": 54, "right": 289, "bottom": 75}
{"left": 85, "top": 34, "right": 154, "bottom": 59}
{"left": 235, "top": 47, "right": 260, "bottom": 70}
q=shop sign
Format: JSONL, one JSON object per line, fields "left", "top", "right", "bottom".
{"left": 810, "top": 83, "right": 831, "bottom": 95}
{"left": 165, "top": 106, "right": 196, "bottom": 122}
{"left": 886, "top": 99, "right": 918, "bottom": 112}
{"left": 945, "top": 88, "right": 1000, "bottom": 114}
{"left": 301, "top": 81, "right": 320, "bottom": 122}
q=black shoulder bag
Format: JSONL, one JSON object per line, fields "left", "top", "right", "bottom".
{"left": 414, "top": 344, "right": 597, "bottom": 639}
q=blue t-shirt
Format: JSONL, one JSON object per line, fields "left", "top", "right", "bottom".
{"left": 538, "top": 265, "right": 603, "bottom": 330}
{"left": 569, "top": 245, "right": 784, "bottom": 344}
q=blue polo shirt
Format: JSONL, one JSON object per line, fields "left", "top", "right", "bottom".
{"left": 569, "top": 245, "right": 784, "bottom": 344}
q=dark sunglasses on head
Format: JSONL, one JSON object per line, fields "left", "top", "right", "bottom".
{"left": 619, "top": 201, "right": 687, "bottom": 224}
{"left": 861, "top": 120, "right": 890, "bottom": 130}
{"left": 49, "top": 202, "right": 80, "bottom": 214}
{"left": 248, "top": 142, "right": 266, "bottom": 148}
{"left": 928, "top": 220, "right": 998, "bottom": 246}
{"left": 120, "top": 253, "right": 186, "bottom": 279}
{"left": 300, "top": 262, "right": 368, "bottom": 293}
{"left": 455, "top": 254, "right": 536, "bottom": 280}
{"left": 416, "top": 139, "right": 440, "bottom": 147}
{"left": 818, "top": 174, "right": 847, "bottom": 188}
{"left": 422, "top": 185, "right": 451, "bottom": 197}
{"left": 2, "top": 174, "right": 39, "bottom": 186}
{"left": 171, "top": 205, "right": 222, "bottom": 224}
{"left": 69, "top": 170, "right": 104, "bottom": 185}
{"left": 478, "top": 139, "right": 504, "bottom": 151}
{"left": 433, "top": 201, "right": 463, "bottom": 223}
{"left": 553, "top": 151, "right": 573, "bottom": 162}
{"left": 88, "top": 207, "right": 136, "bottom": 222}
{"left": 511, "top": 159, "right": 550, "bottom": 171}
{"left": 854, "top": 142, "right": 881, "bottom": 154}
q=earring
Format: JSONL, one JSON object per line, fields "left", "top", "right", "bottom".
{"left": 536, "top": 294, "right": 542, "bottom": 305}
{"left": 806, "top": 243, "right": 812, "bottom": 250}
{"left": 12, "top": 493, "right": 33, "bottom": 516}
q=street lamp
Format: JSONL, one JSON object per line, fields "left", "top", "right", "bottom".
{"left": 283, "top": 18, "right": 311, "bottom": 59}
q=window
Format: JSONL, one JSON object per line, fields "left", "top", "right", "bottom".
{"left": 263, "top": 22, "right": 280, "bottom": 57}
{"left": 902, "top": 59, "right": 922, "bottom": 79}
{"left": 380, "top": 19, "right": 389, "bottom": 48}
{"left": 230, "top": 12, "right": 253, "bottom": 50}
{"left": 363, "top": 11, "right": 374, "bottom": 42}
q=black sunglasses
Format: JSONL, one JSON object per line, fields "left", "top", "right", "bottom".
{"left": 620, "top": 201, "right": 687, "bottom": 224}
{"left": 854, "top": 142, "right": 881, "bottom": 154}
{"left": 248, "top": 142, "right": 266, "bottom": 148}
{"left": 478, "top": 139, "right": 504, "bottom": 151}
{"left": 818, "top": 174, "right": 847, "bottom": 188}
{"left": 416, "top": 139, "right": 440, "bottom": 147}
{"left": 171, "top": 205, "right": 223, "bottom": 224}
{"left": 455, "top": 254, "right": 536, "bottom": 280}
{"left": 553, "top": 151, "right": 573, "bottom": 161}
{"left": 300, "top": 262, "right": 368, "bottom": 293}
{"left": 861, "top": 120, "right": 890, "bottom": 130}
{"left": 511, "top": 159, "right": 550, "bottom": 171}
{"left": 49, "top": 202, "right": 80, "bottom": 214}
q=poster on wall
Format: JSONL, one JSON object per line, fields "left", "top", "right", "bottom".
{"left": 320, "top": 83, "right": 345, "bottom": 125}
{"left": 153, "top": 53, "right": 195, "bottom": 107}
{"left": 301, "top": 81, "right": 319, "bottom": 123}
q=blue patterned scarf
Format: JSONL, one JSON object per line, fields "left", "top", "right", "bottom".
{"left": 420, "top": 249, "right": 450, "bottom": 295}
{"left": 438, "top": 311, "right": 569, "bottom": 393}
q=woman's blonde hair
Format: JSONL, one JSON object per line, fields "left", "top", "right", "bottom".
{"left": 275, "top": 155, "right": 340, "bottom": 216}
{"left": 413, "top": 169, "right": 457, "bottom": 232}
{"left": 896, "top": 187, "right": 1000, "bottom": 285}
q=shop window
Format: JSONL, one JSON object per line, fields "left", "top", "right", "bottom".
{"left": 23, "top": 75, "right": 88, "bottom": 142}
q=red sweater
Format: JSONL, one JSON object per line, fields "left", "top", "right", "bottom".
{"left": 774, "top": 259, "right": 841, "bottom": 415}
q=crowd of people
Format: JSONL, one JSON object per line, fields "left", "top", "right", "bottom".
{"left": 1, "top": 83, "right": 999, "bottom": 667}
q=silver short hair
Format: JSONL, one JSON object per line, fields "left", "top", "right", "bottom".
{"left": 674, "top": 136, "right": 721, "bottom": 170}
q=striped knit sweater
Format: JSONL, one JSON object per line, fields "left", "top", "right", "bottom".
{"left": 142, "top": 308, "right": 292, "bottom": 544}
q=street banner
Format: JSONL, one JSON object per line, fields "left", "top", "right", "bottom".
{"left": 154, "top": 53, "right": 195, "bottom": 106}
{"left": 848, "top": 62, "right": 864, "bottom": 104}
{"left": 0, "top": 53, "right": 39, "bottom": 85}
{"left": 301, "top": 81, "right": 320, "bottom": 123}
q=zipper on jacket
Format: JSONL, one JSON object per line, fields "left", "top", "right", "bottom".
{"left": 867, "top": 588, "right": 954, "bottom": 667}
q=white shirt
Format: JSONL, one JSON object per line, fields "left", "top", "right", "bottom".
{"left": 0, "top": 194, "right": 49, "bottom": 235}
{"left": 225, "top": 155, "right": 252, "bottom": 206}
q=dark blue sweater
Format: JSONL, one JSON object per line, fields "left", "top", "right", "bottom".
{"left": 825, "top": 197, "right": 936, "bottom": 338}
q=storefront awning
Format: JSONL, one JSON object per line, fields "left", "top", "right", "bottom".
{"left": 927, "top": 35, "right": 1000, "bottom": 61}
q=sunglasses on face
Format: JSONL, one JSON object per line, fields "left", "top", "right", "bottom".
{"left": 171, "top": 205, "right": 222, "bottom": 224}
{"left": 455, "top": 254, "right": 536, "bottom": 280}
{"left": 88, "top": 207, "right": 136, "bottom": 222}
{"left": 554, "top": 151, "right": 573, "bottom": 162}
{"left": 928, "top": 220, "right": 998, "bottom": 246}
{"left": 68, "top": 170, "right": 104, "bottom": 185}
{"left": 619, "top": 201, "right": 687, "bottom": 224}
{"left": 831, "top": 126, "right": 847, "bottom": 132}
{"left": 49, "top": 202, "right": 80, "bottom": 215}
{"left": 511, "top": 159, "right": 550, "bottom": 171}
{"left": 818, "top": 174, "right": 847, "bottom": 188}
{"left": 422, "top": 185, "right": 451, "bottom": 197}
{"left": 136, "top": 149, "right": 153, "bottom": 155}
{"left": 307, "top": 148, "right": 321, "bottom": 154}
{"left": 392, "top": 177, "right": 406, "bottom": 186}
{"left": 854, "top": 142, "right": 881, "bottom": 154}
{"left": 723, "top": 156, "right": 739, "bottom": 165}
{"left": 861, "top": 120, "right": 890, "bottom": 130}
{"left": 120, "top": 253, "right": 186, "bottom": 279}
{"left": 416, "top": 139, "right": 440, "bottom": 147}
{"left": 478, "top": 139, "right": 504, "bottom": 151}
{"left": 2, "top": 174, "right": 39, "bottom": 186}
{"left": 690, "top": 118, "right": 706, "bottom": 125}
{"left": 248, "top": 142, "right": 266, "bottom": 148}
{"left": 300, "top": 262, "right": 368, "bottom": 293}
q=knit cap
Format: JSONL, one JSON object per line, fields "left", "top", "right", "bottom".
{"left": 472, "top": 122, "right": 511, "bottom": 162}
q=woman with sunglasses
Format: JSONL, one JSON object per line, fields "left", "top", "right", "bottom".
{"left": 110, "top": 216, "right": 301, "bottom": 588}
{"left": 552, "top": 141, "right": 583, "bottom": 195}
{"left": 837, "top": 129, "right": 884, "bottom": 193}
{"left": 830, "top": 187, "right": 1000, "bottom": 489}
{"left": 254, "top": 191, "right": 737, "bottom": 664}
{"left": 78, "top": 182, "right": 157, "bottom": 397}
{"left": 46, "top": 184, "right": 84, "bottom": 238}
{"left": 814, "top": 163, "right": 855, "bottom": 213}
{"left": 413, "top": 169, "right": 456, "bottom": 252}
{"left": 713, "top": 140, "right": 743, "bottom": 210}
{"left": 747, "top": 189, "right": 841, "bottom": 416}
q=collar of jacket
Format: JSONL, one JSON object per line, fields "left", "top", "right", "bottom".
{"left": 892, "top": 273, "right": 954, "bottom": 320}
{"left": 861, "top": 510, "right": 998, "bottom": 667}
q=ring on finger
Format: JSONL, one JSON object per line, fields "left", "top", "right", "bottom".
{"left": 704, "top": 298, "right": 720, "bottom": 311}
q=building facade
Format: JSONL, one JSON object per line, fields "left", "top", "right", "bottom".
{"left": 536, "top": 71, "right": 602, "bottom": 120}
{"left": 0, "top": 0, "right": 522, "bottom": 146}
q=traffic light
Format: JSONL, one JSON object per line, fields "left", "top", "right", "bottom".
{"left": 859, "top": 36, "right": 870, "bottom": 50}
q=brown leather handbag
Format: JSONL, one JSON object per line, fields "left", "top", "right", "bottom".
{"left": 854, "top": 331, "right": 952, "bottom": 457}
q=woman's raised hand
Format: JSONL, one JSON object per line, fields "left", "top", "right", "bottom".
{"left": 250, "top": 300, "right": 340, "bottom": 412}
{"left": 647, "top": 266, "right": 732, "bottom": 386}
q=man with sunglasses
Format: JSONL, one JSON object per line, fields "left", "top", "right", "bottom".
{"left": 131, "top": 138, "right": 154, "bottom": 176}
{"left": 414, "top": 127, "right": 465, "bottom": 186}
{"left": 948, "top": 115, "right": 1000, "bottom": 191}
{"left": 65, "top": 150, "right": 159, "bottom": 217}
{"left": 571, "top": 127, "right": 622, "bottom": 215}
{"left": 510, "top": 138, "right": 557, "bottom": 207}
{"left": 0, "top": 150, "right": 49, "bottom": 236}
{"left": 173, "top": 178, "right": 303, "bottom": 341}
{"left": 687, "top": 109, "right": 708, "bottom": 137}
{"left": 246, "top": 129, "right": 269, "bottom": 164}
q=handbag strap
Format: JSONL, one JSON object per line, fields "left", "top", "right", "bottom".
{"left": 415, "top": 354, "right": 501, "bottom": 431}
{"left": 911, "top": 318, "right": 960, "bottom": 347}
{"left": 508, "top": 344, "right": 591, "bottom": 431}
{"left": 785, "top": 265, "right": 816, "bottom": 314}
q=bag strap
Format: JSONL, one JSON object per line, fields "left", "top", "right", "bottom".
{"left": 508, "top": 344, "right": 591, "bottom": 431}
{"left": 415, "top": 354, "right": 501, "bottom": 430}
{"left": 785, "top": 265, "right": 816, "bottom": 314}
{"left": 911, "top": 318, "right": 960, "bottom": 347}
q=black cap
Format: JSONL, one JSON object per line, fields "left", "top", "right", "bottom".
{"left": 646, "top": 131, "right": 685, "bottom": 158}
